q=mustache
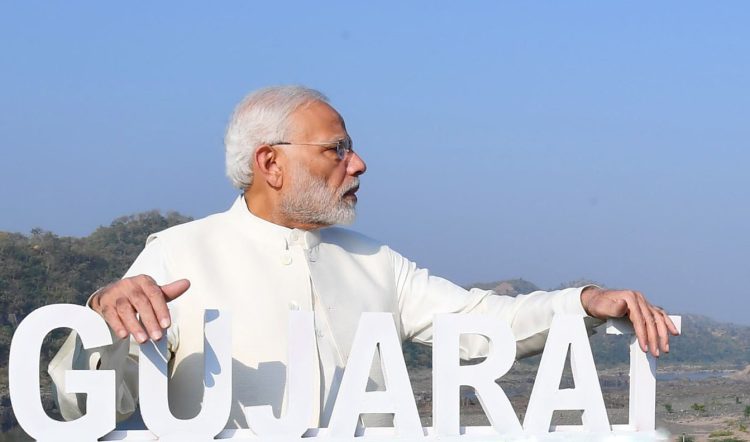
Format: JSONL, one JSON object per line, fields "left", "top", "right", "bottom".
{"left": 339, "top": 177, "right": 360, "bottom": 196}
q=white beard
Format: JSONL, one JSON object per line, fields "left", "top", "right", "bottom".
{"left": 280, "top": 165, "right": 359, "bottom": 226}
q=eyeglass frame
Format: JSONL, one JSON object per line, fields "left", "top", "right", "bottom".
{"left": 269, "top": 136, "right": 354, "bottom": 161}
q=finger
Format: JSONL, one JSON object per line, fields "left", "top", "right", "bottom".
{"left": 138, "top": 279, "right": 172, "bottom": 330}
{"left": 161, "top": 279, "right": 191, "bottom": 302}
{"left": 652, "top": 307, "right": 670, "bottom": 354}
{"left": 664, "top": 312, "right": 680, "bottom": 336}
{"left": 155, "top": 279, "right": 190, "bottom": 329}
{"left": 129, "top": 291, "right": 163, "bottom": 341}
{"left": 116, "top": 298, "right": 149, "bottom": 343}
{"left": 100, "top": 305, "right": 128, "bottom": 339}
{"left": 621, "top": 293, "right": 649, "bottom": 353}
{"left": 637, "top": 295, "right": 660, "bottom": 357}
{"left": 608, "top": 297, "right": 629, "bottom": 318}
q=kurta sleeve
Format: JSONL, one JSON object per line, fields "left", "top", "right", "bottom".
{"left": 389, "top": 247, "right": 600, "bottom": 359}
{"left": 47, "top": 237, "right": 179, "bottom": 421}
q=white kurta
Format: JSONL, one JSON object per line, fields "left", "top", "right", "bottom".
{"left": 49, "top": 196, "right": 591, "bottom": 429}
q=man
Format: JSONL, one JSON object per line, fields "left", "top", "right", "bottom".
{"left": 50, "top": 85, "right": 678, "bottom": 429}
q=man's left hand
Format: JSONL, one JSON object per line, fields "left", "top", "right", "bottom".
{"left": 580, "top": 287, "right": 680, "bottom": 357}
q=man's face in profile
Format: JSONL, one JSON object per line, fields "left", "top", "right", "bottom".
{"left": 278, "top": 101, "right": 366, "bottom": 227}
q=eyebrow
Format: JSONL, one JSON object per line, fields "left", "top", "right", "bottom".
{"left": 321, "top": 136, "right": 349, "bottom": 144}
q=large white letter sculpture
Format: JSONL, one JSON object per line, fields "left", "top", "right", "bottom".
{"left": 9, "top": 304, "right": 682, "bottom": 441}
{"left": 244, "top": 311, "right": 317, "bottom": 438}
{"left": 524, "top": 314, "right": 610, "bottom": 433}
{"left": 328, "top": 312, "right": 423, "bottom": 438}
{"left": 139, "top": 309, "right": 232, "bottom": 442}
{"left": 432, "top": 314, "right": 522, "bottom": 436}
{"left": 9, "top": 304, "right": 115, "bottom": 442}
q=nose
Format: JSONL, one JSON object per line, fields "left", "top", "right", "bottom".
{"left": 346, "top": 151, "right": 366, "bottom": 176}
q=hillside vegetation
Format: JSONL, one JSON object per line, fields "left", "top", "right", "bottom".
{"left": 0, "top": 212, "right": 192, "bottom": 365}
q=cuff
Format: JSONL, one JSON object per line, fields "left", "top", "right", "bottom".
{"left": 556, "top": 285, "right": 602, "bottom": 317}
{"left": 85, "top": 286, "right": 108, "bottom": 308}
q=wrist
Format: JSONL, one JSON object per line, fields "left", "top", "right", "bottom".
{"left": 90, "top": 292, "right": 101, "bottom": 312}
{"left": 580, "top": 286, "right": 601, "bottom": 316}
{"left": 87, "top": 286, "right": 107, "bottom": 312}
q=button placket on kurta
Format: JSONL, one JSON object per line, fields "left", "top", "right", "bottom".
{"left": 275, "top": 230, "right": 318, "bottom": 426}
{"left": 286, "top": 229, "right": 347, "bottom": 427}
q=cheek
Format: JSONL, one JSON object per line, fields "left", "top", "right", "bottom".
{"left": 303, "top": 160, "right": 337, "bottom": 184}
{"left": 325, "top": 165, "right": 348, "bottom": 188}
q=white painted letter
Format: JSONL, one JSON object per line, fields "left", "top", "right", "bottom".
{"left": 9, "top": 304, "right": 115, "bottom": 442}
{"left": 606, "top": 315, "right": 682, "bottom": 431}
{"left": 244, "top": 311, "right": 317, "bottom": 437}
{"left": 433, "top": 314, "right": 521, "bottom": 436}
{"left": 139, "top": 309, "right": 232, "bottom": 442}
{"left": 328, "top": 312, "right": 422, "bottom": 438}
{"left": 524, "top": 314, "right": 610, "bottom": 433}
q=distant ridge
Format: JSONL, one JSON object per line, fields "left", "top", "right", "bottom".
{"left": 403, "top": 280, "right": 750, "bottom": 369}
{"left": 465, "top": 278, "right": 540, "bottom": 296}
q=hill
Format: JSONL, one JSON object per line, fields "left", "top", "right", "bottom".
{"left": 0, "top": 211, "right": 192, "bottom": 364}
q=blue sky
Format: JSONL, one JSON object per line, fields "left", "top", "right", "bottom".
{"left": 1, "top": 2, "right": 748, "bottom": 324}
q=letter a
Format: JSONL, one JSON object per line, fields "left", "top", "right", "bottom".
{"left": 524, "top": 314, "right": 610, "bottom": 433}
{"left": 433, "top": 313, "right": 521, "bottom": 436}
{"left": 328, "top": 313, "right": 422, "bottom": 438}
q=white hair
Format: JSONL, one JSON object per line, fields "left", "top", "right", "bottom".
{"left": 224, "top": 85, "right": 329, "bottom": 190}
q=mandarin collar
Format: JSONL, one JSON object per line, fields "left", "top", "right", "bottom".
{"left": 228, "top": 196, "right": 322, "bottom": 250}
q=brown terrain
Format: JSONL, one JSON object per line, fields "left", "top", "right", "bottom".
{"left": 408, "top": 363, "right": 750, "bottom": 442}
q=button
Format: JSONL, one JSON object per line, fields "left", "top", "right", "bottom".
{"left": 290, "top": 231, "right": 300, "bottom": 241}
{"left": 289, "top": 301, "right": 299, "bottom": 311}
{"left": 316, "top": 329, "right": 324, "bottom": 338}
{"left": 280, "top": 253, "right": 292, "bottom": 265}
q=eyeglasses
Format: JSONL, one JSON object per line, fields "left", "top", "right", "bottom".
{"left": 271, "top": 136, "right": 354, "bottom": 161}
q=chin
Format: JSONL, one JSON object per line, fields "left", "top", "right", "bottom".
{"left": 335, "top": 208, "right": 356, "bottom": 226}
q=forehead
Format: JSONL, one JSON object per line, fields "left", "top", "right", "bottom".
{"left": 287, "top": 100, "right": 347, "bottom": 140}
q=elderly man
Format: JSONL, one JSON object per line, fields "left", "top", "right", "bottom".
{"left": 50, "top": 86, "right": 678, "bottom": 429}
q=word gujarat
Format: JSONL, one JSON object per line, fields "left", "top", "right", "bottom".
{"left": 9, "top": 305, "right": 681, "bottom": 441}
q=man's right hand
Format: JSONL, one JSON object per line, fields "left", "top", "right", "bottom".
{"left": 90, "top": 275, "right": 190, "bottom": 343}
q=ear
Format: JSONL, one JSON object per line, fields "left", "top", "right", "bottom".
{"left": 253, "top": 145, "right": 284, "bottom": 188}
